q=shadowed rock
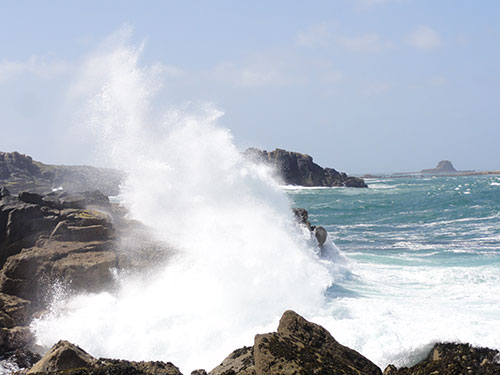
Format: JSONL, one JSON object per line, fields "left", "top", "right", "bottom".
{"left": 383, "top": 343, "right": 500, "bottom": 375}
{"left": 245, "top": 148, "right": 367, "bottom": 188}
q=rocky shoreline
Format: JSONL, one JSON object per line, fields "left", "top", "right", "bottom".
{"left": 1, "top": 151, "right": 498, "bottom": 374}
{"left": 0, "top": 188, "right": 498, "bottom": 374}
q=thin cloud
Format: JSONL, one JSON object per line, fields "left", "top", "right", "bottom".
{"left": 407, "top": 26, "right": 442, "bottom": 50}
{"left": 296, "top": 24, "right": 330, "bottom": 48}
{"left": 335, "top": 33, "right": 392, "bottom": 52}
{"left": 0, "top": 56, "right": 70, "bottom": 83}
{"left": 323, "top": 71, "right": 343, "bottom": 83}
{"left": 363, "top": 82, "right": 391, "bottom": 96}
{"left": 211, "top": 58, "right": 304, "bottom": 88}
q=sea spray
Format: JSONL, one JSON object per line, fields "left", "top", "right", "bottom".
{"left": 31, "top": 31, "right": 349, "bottom": 372}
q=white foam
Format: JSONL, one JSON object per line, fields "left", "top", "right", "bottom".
{"left": 31, "top": 31, "right": 346, "bottom": 373}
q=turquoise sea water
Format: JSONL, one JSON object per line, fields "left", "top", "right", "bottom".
{"left": 286, "top": 174, "right": 500, "bottom": 366}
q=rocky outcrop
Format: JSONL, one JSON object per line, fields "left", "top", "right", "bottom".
{"left": 292, "top": 208, "right": 328, "bottom": 247}
{"left": 211, "top": 310, "right": 382, "bottom": 375}
{"left": 27, "top": 340, "right": 182, "bottom": 375}
{"left": 421, "top": 160, "right": 457, "bottom": 174}
{"left": 0, "top": 151, "right": 123, "bottom": 195}
{"left": 244, "top": 148, "right": 367, "bottom": 188}
{"left": 384, "top": 343, "right": 500, "bottom": 375}
{"left": 0, "top": 189, "right": 120, "bottom": 356}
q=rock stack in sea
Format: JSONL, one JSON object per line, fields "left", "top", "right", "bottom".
{"left": 421, "top": 160, "right": 457, "bottom": 174}
{"left": 244, "top": 148, "right": 368, "bottom": 188}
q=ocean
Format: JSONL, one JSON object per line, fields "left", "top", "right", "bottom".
{"left": 286, "top": 175, "right": 500, "bottom": 367}
{"left": 18, "top": 41, "right": 500, "bottom": 373}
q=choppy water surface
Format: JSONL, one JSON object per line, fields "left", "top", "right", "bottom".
{"left": 286, "top": 175, "right": 500, "bottom": 367}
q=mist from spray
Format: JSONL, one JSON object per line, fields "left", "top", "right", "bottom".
{"left": 31, "top": 29, "right": 348, "bottom": 372}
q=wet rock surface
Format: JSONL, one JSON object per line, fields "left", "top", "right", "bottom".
{"left": 0, "top": 189, "right": 120, "bottom": 356}
{"left": 244, "top": 148, "right": 367, "bottom": 188}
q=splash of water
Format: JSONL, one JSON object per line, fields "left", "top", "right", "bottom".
{"left": 31, "top": 30, "right": 348, "bottom": 372}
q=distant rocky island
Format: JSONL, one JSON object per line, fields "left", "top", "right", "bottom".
{"left": 421, "top": 160, "right": 457, "bottom": 174}
{"left": 245, "top": 148, "right": 367, "bottom": 188}
{"left": 363, "top": 160, "right": 500, "bottom": 179}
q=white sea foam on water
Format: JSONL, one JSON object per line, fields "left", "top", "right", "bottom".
{"left": 29, "top": 29, "right": 500, "bottom": 374}
{"left": 312, "top": 261, "right": 500, "bottom": 368}
{"left": 31, "top": 31, "right": 347, "bottom": 372}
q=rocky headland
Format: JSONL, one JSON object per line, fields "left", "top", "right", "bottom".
{"left": 0, "top": 152, "right": 123, "bottom": 196}
{"left": 244, "top": 148, "right": 367, "bottom": 188}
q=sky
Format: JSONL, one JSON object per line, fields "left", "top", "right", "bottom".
{"left": 0, "top": 0, "right": 499, "bottom": 174}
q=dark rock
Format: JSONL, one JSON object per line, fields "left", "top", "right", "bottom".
{"left": 292, "top": 208, "right": 311, "bottom": 230}
{"left": 385, "top": 342, "right": 500, "bottom": 375}
{"left": 27, "top": 340, "right": 183, "bottom": 375}
{"left": 314, "top": 226, "right": 327, "bottom": 247}
{"left": 244, "top": 148, "right": 367, "bottom": 188}
{"left": 0, "top": 187, "right": 10, "bottom": 199}
{"left": 345, "top": 176, "right": 369, "bottom": 188}
{"left": 0, "top": 240, "right": 118, "bottom": 308}
{"left": 211, "top": 310, "right": 381, "bottom": 375}
{"left": 191, "top": 370, "right": 208, "bottom": 375}
{"left": 0, "top": 151, "right": 123, "bottom": 196}
{"left": 1, "top": 191, "right": 113, "bottom": 268}
{"left": 421, "top": 160, "right": 457, "bottom": 174}
{"left": 0, "top": 292, "right": 31, "bottom": 328}
{"left": 0, "top": 348, "right": 41, "bottom": 370}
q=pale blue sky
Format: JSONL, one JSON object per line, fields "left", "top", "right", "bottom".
{"left": 1, "top": 0, "right": 499, "bottom": 173}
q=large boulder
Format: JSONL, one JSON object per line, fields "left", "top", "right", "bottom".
{"left": 244, "top": 148, "right": 367, "bottom": 188}
{"left": 27, "top": 340, "right": 183, "bottom": 375}
{"left": 211, "top": 310, "right": 381, "bottom": 375}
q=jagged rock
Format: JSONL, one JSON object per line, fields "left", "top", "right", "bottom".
{"left": 0, "top": 240, "right": 117, "bottom": 308}
{"left": 27, "top": 340, "right": 182, "bottom": 375}
{"left": 0, "top": 292, "right": 31, "bottom": 328}
{"left": 211, "top": 310, "right": 381, "bottom": 375}
{"left": 0, "top": 326, "right": 34, "bottom": 353}
{"left": 0, "top": 348, "right": 41, "bottom": 371}
{"left": 0, "top": 187, "right": 10, "bottom": 199}
{"left": 421, "top": 160, "right": 457, "bottom": 174}
{"left": 385, "top": 343, "right": 500, "bottom": 375}
{"left": 292, "top": 208, "right": 311, "bottom": 230}
{"left": 27, "top": 340, "right": 97, "bottom": 373}
{"left": 292, "top": 208, "right": 329, "bottom": 247}
{"left": 191, "top": 370, "right": 208, "bottom": 375}
{"left": 210, "top": 346, "right": 255, "bottom": 375}
{"left": 1, "top": 192, "right": 113, "bottom": 269}
{"left": 244, "top": 148, "right": 367, "bottom": 188}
